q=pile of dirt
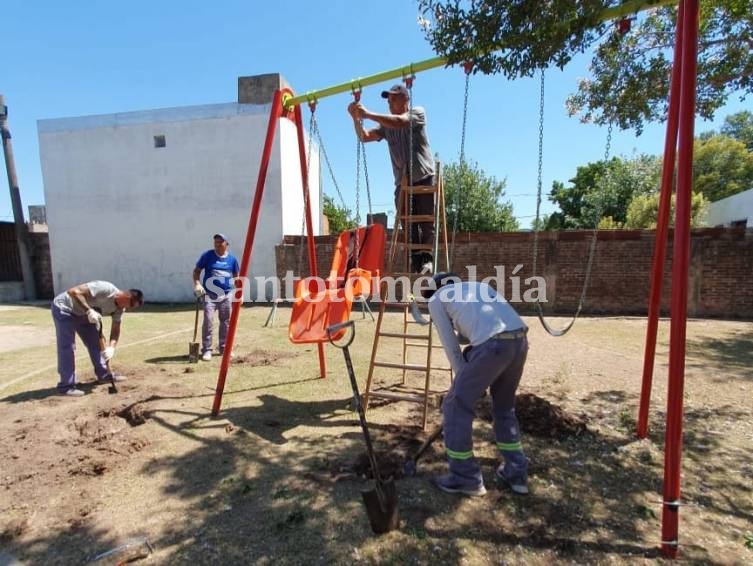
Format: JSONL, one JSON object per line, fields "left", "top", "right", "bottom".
{"left": 515, "top": 393, "right": 589, "bottom": 439}
{"left": 117, "top": 403, "right": 150, "bottom": 426}
{"left": 476, "top": 393, "right": 588, "bottom": 439}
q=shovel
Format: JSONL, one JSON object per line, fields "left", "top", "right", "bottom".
{"left": 327, "top": 320, "right": 399, "bottom": 535}
{"left": 403, "top": 424, "right": 443, "bottom": 477}
{"left": 97, "top": 320, "right": 118, "bottom": 394}
{"left": 188, "top": 298, "right": 200, "bottom": 363}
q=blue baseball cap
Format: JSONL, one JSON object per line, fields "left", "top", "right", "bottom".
{"left": 213, "top": 233, "right": 229, "bottom": 243}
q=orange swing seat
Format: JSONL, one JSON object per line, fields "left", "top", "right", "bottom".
{"left": 288, "top": 224, "right": 385, "bottom": 344}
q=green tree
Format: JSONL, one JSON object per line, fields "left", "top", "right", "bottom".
{"left": 444, "top": 160, "right": 519, "bottom": 232}
{"left": 693, "top": 135, "right": 753, "bottom": 201}
{"left": 419, "top": 0, "right": 752, "bottom": 134}
{"left": 625, "top": 191, "right": 709, "bottom": 228}
{"left": 546, "top": 154, "right": 660, "bottom": 229}
{"left": 720, "top": 110, "right": 753, "bottom": 150}
{"left": 322, "top": 194, "right": 356, "bottom": 234}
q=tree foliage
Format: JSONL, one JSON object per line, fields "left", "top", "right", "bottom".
{"left": 419, "top": 0, "right": 752, "bottom": 134}
{"left": 322, "top": 194, "right": 357, "bottom": 234}
{"left": 692, "top": 135, "right": 753, "bottom": 201}
{"left": 624, "top": 191, "right": 709, "bottom": 228}
{"left": 444, "top": 160, "right": 520, "bottom": 232}
{"left": 720, "top": 110, "right": 753, "bottom": 150}
{"left": 545, "top": 154, "right": 661, "bottom": 229}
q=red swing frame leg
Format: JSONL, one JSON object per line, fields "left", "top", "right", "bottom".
{"left": 212, "top": 89, "right": 326, "bottom": 417}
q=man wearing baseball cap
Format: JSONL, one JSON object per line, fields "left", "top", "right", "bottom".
{"left": 192, "top": 233, "right": 240, "bottom": 361}
{"left": 347, "top": 83, "right": 435, "bottom": 272}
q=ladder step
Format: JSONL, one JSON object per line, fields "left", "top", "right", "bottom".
{"left": 369, "top": 391, "right": 426, "bottom": 404}
{"left": 378, "top": 331, "right": 430, "bottom": 340}
{"left": 398, "top": 214, "right": 435, "bottom": 222}
{"left": 404, "top": 186, "right": 438, "bottom": 195}
{"left": 372, "top": 361, "right": 432, "bottom": 371}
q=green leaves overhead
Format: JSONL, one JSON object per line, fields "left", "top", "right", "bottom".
{"left": 419, "top": 1, "right": 753, "bottom": 134}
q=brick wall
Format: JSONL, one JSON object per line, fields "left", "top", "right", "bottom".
{"left": 29, "top": 231, "right": 54, "bottom": 299}
{"left": 275, "top": 227, "right": 753, "bottom": 319}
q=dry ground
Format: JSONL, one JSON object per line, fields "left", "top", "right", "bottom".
{"left": 0, "top": 303, "right": 751, "bottom": 565}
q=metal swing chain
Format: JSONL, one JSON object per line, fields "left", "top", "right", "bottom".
{"left": 361, "top": 142, "right": 373, "bottom": 220}
{"left": 577, "top": 122, "right": 613, "bottom": 313}
{"left": 297, "top": 105, "right": 318, "bottom": 275}
{"left": 450, "top": 64, "right": 472, "bottom": 268}
{"left": 313, "top": 114, "right": 348, "bottom": 209}
{"left": 406, "top": 74, "right": 415, "bottom": 273}
{"left": 532, "top": 69, "right": 546, "bottom": 281}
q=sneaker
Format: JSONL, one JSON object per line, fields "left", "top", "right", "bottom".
{"left": 201, "top": 351, "right": 212, "bottom": 361}
{"left": 496, "top": 466, "right": 529, "bottom": 495}
{"left": 97, "top": 374, "right": 127, "bottom": 384}
{"left": 219, "top": 350, "right": 235, "bottom": 359}
{"left": 420, "top": 261, "right": 433, "bottom": 274}
{"left": 432, "top": 474, "right": 487, "bottom": 497}
{"left": 58, "top": 388, "right": 85, "bottom": 397}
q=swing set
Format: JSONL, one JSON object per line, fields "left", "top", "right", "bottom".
{"left": 211, "top": 0, "right": 698, "bottom": 557}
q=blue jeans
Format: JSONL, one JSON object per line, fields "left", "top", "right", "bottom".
{"left": 202, "top": 294, "right": 232, "bottom": 353}
{"left": 442, "top": 336, "right": 529, "bottom": 484}
{"left": 52, "top": 304, "right": 109, "bottom": 391}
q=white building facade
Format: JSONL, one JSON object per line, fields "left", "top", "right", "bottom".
{"left": 38, "top": 75, "right": 319, "bottom": 302}
{"left": 706, "top": 188, "right": 753, "bottom": 228}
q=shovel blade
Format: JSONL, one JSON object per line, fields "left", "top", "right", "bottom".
{"left": 361, "top": 479, "right": 399, "bottom": 534}
{"left": 188, "top": 342, "right": 200, "bottom": 363}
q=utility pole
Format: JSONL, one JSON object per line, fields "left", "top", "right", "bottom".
{"left": 0, "top": 95, "right": 36, "bottom": 300}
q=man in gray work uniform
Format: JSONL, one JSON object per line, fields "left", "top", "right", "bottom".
{"left": 347, "top": 84, "right": 435, "bottom": 272}
{"left": 424, "top": 273, "right": 530, "bottom": 496}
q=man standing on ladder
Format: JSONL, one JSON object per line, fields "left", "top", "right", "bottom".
{"left": 347, "top": 84, "right": 435, "bottom": 273}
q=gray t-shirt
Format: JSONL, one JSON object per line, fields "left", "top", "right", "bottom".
{"left": 377, "top": 106, "right": 434, "bottom": 191}
{"left": 53, "top": 280, "right": 124, "bottom": 323}
{"left": 428, "top": 282, "right": 527, "bottom": 373}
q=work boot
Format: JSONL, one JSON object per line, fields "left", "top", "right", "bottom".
{"left": 496, "top": 464, "right": 529, "bottom": 495}
{"left": 432, "top": 474, "right": 486, "bottom": 497}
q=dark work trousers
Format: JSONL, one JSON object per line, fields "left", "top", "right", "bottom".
{"left": 442, "top": 335, "right": 529, "bottom": 485}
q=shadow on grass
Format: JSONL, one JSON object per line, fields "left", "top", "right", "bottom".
{"left": 685, "top": 326, "right": 753, "bottom": 380}
{"left": 3, "top": 387, "right": 747, "bottom": 565}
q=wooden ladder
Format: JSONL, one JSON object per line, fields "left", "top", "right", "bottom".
{"left": 363, "top": 162, "right": 452, "bottom": 429}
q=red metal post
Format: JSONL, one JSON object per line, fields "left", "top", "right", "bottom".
{"left": 636, "top": 2, "right": 685, "bottom": 439}
{"left": 292, "top": 104, "right": 327, "bottom": 378}
{"left": 661, "top": 0, "right": 699, "bottom": 558}
{"left": 212, "top": 89, "right": 288, "bottom": 416}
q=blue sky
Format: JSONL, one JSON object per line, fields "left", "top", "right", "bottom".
{"left": 2, "top": 0, "right": 747, "bottom": 228}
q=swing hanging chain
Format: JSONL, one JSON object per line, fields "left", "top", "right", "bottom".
{"left": 577, "top": 122, "right": 613, "bottom": 312}
{"left": 532, "top": 69, "right": 546, "bottom": 282}
{"left": 313, "top": 115, "right": 347, "bottom": 210}
{"left": 450, "top": 66, "right": 472, "bottom": 268}
{"left": 362, "top": 142, "right": 373, "bottom": 219}
{"left": 297, "top": 107, "right": 318, "bottom": 275}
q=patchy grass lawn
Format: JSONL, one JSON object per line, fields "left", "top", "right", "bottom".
{"left": 0, "top": 303, "right": 751, "bottom": 565}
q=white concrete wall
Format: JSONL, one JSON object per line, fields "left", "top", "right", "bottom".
{"left": 706, "top": 188, "right": 753, "bottom": 227}
{"left": 38, "top": 102, "right": 319, "bottom": 302}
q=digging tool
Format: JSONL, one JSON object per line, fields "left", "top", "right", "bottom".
{"left": 188, "top": 297, "right": 201, "bottom": 363}
{"left": 97, "top": 320, "right": 118, "bottom": 394}
{"left": 327, "top": 320, "right": 399, "bottom": 535}
{"left": 403, "top": 424, "right": 443, "bottom": 477}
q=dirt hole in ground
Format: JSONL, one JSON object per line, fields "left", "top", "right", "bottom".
{"left": 349, "top": 394, "right": 587, "bottom": 479}
{"left": 117, "top": 403, "right": 151, "bottom": 426}
{"left": 233, "top": 349, "right": 290, "bottom": 366}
